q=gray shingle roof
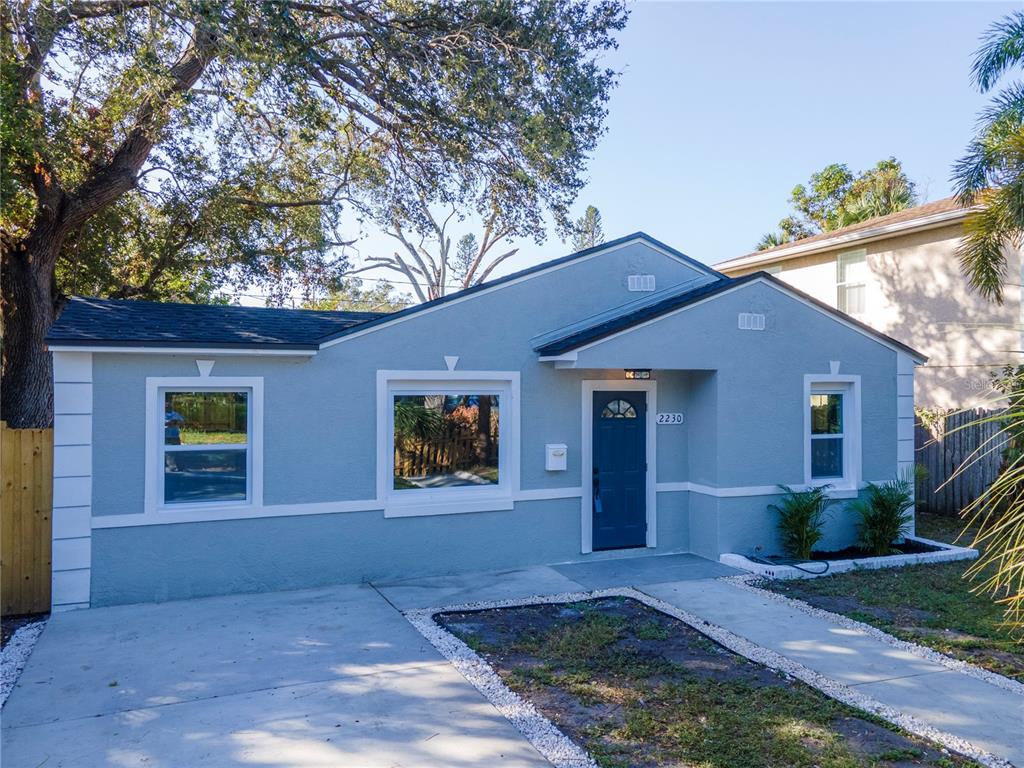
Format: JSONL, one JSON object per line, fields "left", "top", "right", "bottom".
{"left": 47, "top": 297, "right": 389, "bottom": 350}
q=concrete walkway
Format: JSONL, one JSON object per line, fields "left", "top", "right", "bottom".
{"left": 4, "top": 555, "right": 1021, "bottom": 766}
{"left": 2, "top": 583, "right": 550, "bottom": 767}
{"left": 642, "top": 578, "right": 1024, "bottom": 766}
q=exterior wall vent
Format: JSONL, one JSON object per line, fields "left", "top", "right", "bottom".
{"left": 628, "top": 274, "right": 656, "bottom": 292}
{"left": 738, "top": 312, "right": 766, "bottom": 331}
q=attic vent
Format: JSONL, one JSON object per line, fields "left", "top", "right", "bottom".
{"left": 628, "top": 274, "right": 656, "bottom": 292}
{"left": 738, "top": 312, "right": 766, "bottom": 331}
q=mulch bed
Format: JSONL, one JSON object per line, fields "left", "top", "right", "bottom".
{"left": 809, "top": 540, "right": 943, "bottom": 561}
{"left": 439, "top": 596, "right": 979, "bottom": 768}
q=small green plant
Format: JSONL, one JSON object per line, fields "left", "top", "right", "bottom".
{"left": 851, "top": 473, "right": 914, "bottom": 556}
{"left": 769, "top": 485, "right": 833, "bottom": 560}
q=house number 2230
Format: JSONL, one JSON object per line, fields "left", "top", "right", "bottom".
{"left": 657, "top": 413, "right": 684, "bottom": 425}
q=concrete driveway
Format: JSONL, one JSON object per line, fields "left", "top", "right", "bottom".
{"left": 2, "top": 582, "right": 550, "bottom": 767}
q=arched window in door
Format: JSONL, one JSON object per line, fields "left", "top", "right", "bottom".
{"left": 601, "top": 399, "right": 637, "bottom": 419}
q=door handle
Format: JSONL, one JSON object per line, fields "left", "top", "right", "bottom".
{"left": 592, "top": 467, "right": 601, "bottom": 514}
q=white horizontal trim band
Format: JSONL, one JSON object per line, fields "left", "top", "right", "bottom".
{"left": 93, "top": 486, "right": 585, "bottom": 528}
{"left": 48, "top": 345, "right": 317, "bottom": 357}
{"left": 92, "top": 479, "right": 886, "bottom": 529}
{"left": 656, "top": 481, "right": 882, "bottom": 498}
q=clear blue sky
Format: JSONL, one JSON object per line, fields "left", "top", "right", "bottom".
{"left": 337, "top": 2, "right": 1020, "bottom": 300}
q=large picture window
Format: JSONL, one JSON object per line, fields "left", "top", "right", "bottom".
{"left": 393, "top": 394, "right": 500, "bottom": 490}
{"left": 162, "top": 390, "right": 250, "bottom": 504}
{"left": 379, "top": 372, "right": 519, "bottom": 517}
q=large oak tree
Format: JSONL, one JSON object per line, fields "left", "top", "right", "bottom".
{"left": 1, "top": 0, "right": 627, "bottom": 427}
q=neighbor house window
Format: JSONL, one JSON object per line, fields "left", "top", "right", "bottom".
{"left": 162, "top": 390, "right": 250, "bottom": 504}
{"left": 393, "top": 394, "right": 500, "bottom": 490}
{"left": 836, "top": 249, "right": 867, "bottom": 315}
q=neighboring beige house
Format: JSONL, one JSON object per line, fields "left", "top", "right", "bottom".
{"left": 715, "top": 197, "right": 1023, "bottom": 409}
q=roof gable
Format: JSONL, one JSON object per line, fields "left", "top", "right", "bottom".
{"left": 535, "top": 272, "right": 926, "bottom": 362}
{"left": 317, "top": 233, "right": 719, "bottom": 348}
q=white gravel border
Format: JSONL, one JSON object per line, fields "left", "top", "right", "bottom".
{"left": 721, "top": 536, "right": 979, "bottom": 580}
{"left": 406, "top": 588, "right": 1014, "bottom": 768}
{"left": 1, "top": 618, "right": 47, "bottom": 707}
{"left": 725, "top": 574, "right": 1024, "bottom": 697}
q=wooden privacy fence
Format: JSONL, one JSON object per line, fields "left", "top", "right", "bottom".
{"left": 915, "top": 409, "right": 1004, "bottom": 516}
{"left": 1, "top": 421, "right": 53, "bottom": 616}
{"left": 395, "top": 432, "right": 497, "bottom": 478}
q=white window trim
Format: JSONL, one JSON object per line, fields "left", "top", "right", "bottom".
{"left": 803, "top": 374, "right": 861, "bottom": 491}
{"left": 145, "top": 376, "right": 264, "bottom": 516}
{"left": 376, "top": 370, "right": 520, "bottom": 518}
{"left": 836, "top": 248, "right": 867, "bottom": 315}
{"left": 581, "top": 379, "right": 657, "bottom": 554}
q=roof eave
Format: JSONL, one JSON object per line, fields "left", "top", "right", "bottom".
{"left": 714, "top": 207, "right": 975, "bottom": 273}
{"left": 47, "top": 340, "right": 319, "bottom": 355}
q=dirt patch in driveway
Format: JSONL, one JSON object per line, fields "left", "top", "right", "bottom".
{"left": 438, "top": 596, "right": 980, "bottom": 768}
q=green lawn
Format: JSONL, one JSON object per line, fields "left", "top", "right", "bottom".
{"left": 179, "top": 430, "right": 246, "bottom": 444}
{"left": 764, "top": 512, "right": 1022, "bottom": 680}
{"left": 440, "top": 597, "right": 980, "bottom": 768}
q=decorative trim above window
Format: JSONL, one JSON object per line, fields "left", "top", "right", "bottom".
{"left": 376, "top": 370, "right": 520, "bottom": 518}
{"left": 803, "top": 374, "right": 861, "bottom": 491}
{"left": 145, "top": 376, "right": 264, "bottom": 516}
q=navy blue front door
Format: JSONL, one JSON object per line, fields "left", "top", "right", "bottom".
{"left": 592, "top": 391, "right": 647, "bottom": 550}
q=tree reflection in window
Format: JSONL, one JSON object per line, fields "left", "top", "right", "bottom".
{"left": 601, "top": 399, "right": 637, "bottom": 419}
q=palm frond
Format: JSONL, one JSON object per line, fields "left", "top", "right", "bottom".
{"left": 972, "top": 11, "right": 1024, "bottom": 92}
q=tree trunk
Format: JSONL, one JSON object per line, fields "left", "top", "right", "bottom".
{"left": 1, "top": 234, "right": 62, "bottom": 428}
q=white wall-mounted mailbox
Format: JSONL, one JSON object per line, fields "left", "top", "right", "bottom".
{"left": 545, "top": 443, "right": 568, "bottom": 471}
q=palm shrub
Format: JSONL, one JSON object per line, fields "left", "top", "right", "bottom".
{"left": 952, "top": 11, "right": 1024, "bottom": 631}
{"left": 769, "top": 485, "right": 833, "bottom": 560}
{"left": 851, "top": 474, "right": 915, "bottom": 556}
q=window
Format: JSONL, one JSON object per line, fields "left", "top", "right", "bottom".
{"left": 809, "top": 393, "right": 844, "bottom": 479}
{"left": 393, "top": 394, "right": 500, "bottom": 490}
{"left": 162, "top": 390, "right": 250, "bottom": 504}
{"left": 380, "top": 372, "right": 519, "bottom": 517}
{"left": 805, "top": 377, "right": 861, "bottom": 491}
{"left": 836, "top": 249, "right": 867, "bottom": 315}
{"left": 601, "top": 399, "right": 637, "bottom": 419}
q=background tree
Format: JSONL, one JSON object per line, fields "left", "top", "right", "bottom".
{"left": 571, "top": 204, "right": 604, "bottom": 251}
{"left": 756, "top": 159, "right": 917, "bottom": 250}
{"left": 303, "top": 277, "right": 408, "bottom": 313}
{"left": 1, "top": 0, "right": 628, "bottom": 427}
{"left": 352, "top": 195, "right": 526, "bottom": 302}
{"left": 952, "top": 11, "right": 1024, "bottom": 631}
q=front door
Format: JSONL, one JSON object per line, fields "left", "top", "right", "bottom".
{"left": 592, "top": 391, "right": 647, "bottom": 550}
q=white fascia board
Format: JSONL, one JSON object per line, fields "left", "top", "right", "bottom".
{"left": 48, "top": 345, "right": 316, "bottom": 357}
{"left": 569, "top": 277, "right": 927, "bottom": 363}
{"left": 319, "top": 237, "right": 715, "bottom": 350}
{"left": 713, "top": 207, "right": 974, "bottom": 273}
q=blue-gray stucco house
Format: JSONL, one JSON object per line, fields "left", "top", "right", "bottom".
{"left": 46, "top": 233, "right": 924, "bottom": 609}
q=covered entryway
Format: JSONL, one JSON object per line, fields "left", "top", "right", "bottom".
{"left": 591, "top": 389, "right": 648, "bottom": 550}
